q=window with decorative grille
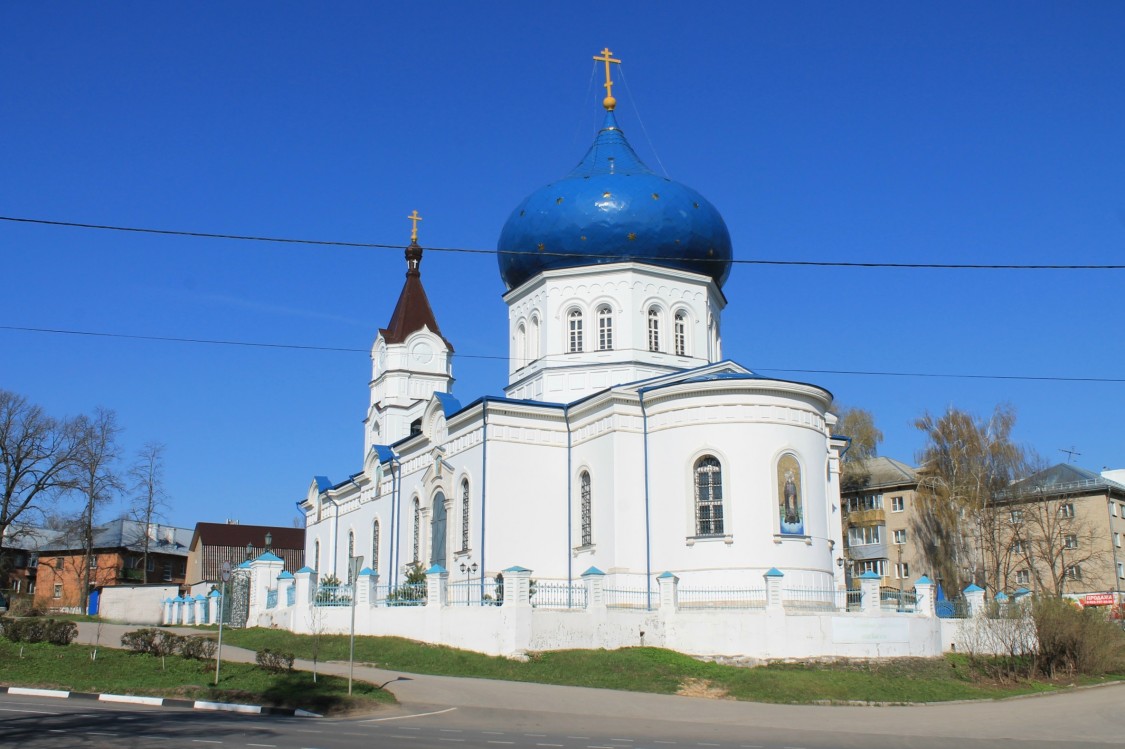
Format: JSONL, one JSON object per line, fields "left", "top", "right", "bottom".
{"left": 674, "top": 310, "right": 686, "bottom": 356}
{"left": 460, "top": 480, "right": 470, "bottom": 552}
{"left": 694, "top": 456, "right": 724, "bottom": 535}
{"left": 580, "top": 471, "right": 592, "bottom": 546}
{"left": 648, "top": 308, "right": 661, "bottom": 352}
{"left": 597, "top": 307, "right": 613, "bottom": 350}
{"left": 568, "top": 309, "right": 583, "bottom": 352}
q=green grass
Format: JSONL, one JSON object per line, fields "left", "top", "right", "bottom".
{"left": 0, "top": 639, "right": 393, "bottom": 715}
{"left": 219, "top": 628, "right": 1122, "bottom": 704}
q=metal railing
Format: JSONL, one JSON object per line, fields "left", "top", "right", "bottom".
{"left": 447, "top": 579, "right": 503, "bottom": 606}
{"left": 845, "top": 589, "right": 863, "bottom": 611}
{"left": 880, "top": 588, "right": 917, "bottom": 612}
{"left": 781, "top": 588, "right": 840, "bottom": 611}
{"left": 678, "top": 587, "right": 767, "bottom": 609}
{"left": 313, "top": 583, "right": 354, "bottom": 607}
{"left": 530, "top": 581, "right": 587, "bottom": 609}
{"left": 379, "top": 582, "right": 427, "bottom": 607}
{"left": 605, "top": 587, "right": 656, "bottom": 609}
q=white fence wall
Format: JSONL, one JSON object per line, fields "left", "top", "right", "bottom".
{"left": 101, "top": 585, "right": 180, "bottom": 625}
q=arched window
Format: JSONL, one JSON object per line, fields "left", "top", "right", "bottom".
{"left": 371, "top": 519, "right": 380, "bottom": 573}
{"left": 412, "top": 498, "right": 421, "bottom": 563}
{"left": 515, "top": 323, "right": 527, "bottom": 367}
{"left": 647, "top": 307, "right": 661, "bottom": 352}
{"left": 568, "top": 308, "right": 583, "bottom": 353}
{"left": 529, "top": 315, "right": 541, "bottom": 361}
{"left": 597, "top": 306, "right": 613, "bottom": 350}
{"left": 580, "top": 471, "right": 592, "bottom": 546}
{"left": 460, "top": 479, "right": 470, "bottom": 552}
{"left": 348, "top": 530, "right": 355, "bottom": 562}
{"left": 314, "top": 539, "right": 321, "bottom": 571}
{"left": 694, "top": 456, "right": 724, "bottom": 536}
{"left": 674, "top": 310, "right": 687, "bottom": 356}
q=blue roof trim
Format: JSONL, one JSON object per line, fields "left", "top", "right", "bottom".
{"left": 765, "top": 567, "right": 785, "bottom": 578}
{"left": 581, "top": 566, "right": 605, "bottom": 576}
{"left": 434, "top": 392, "right": 463, "bottom": 417}
{"left": 964, "top": 583, "right": 984, "bottom": 593}
{"left": 858, "top": 571, "right": 881, "bottom": 580}
{"left": 313, "top": 475, "right": 333, "bottom": 492}
{"left": 373, "top": 445, "right": 397, "bottom": 464}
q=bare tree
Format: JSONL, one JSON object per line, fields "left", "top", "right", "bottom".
{"left": 911, "top": 404, "right": 1025, "bottom": 594}
{"left": 834, "top": 405, "right": 883, "bottom": 491}
{"left": 0, "top": 389, "right": 83, "bottom": 559}
{"left": 71, "top": 408, "right": 123, "bottom": 612}
{"left": 1007, "top": 493, "right": 1111, "bottom": 596}
{"left": 128, "top": 442, "right": 169, "bottom": 579}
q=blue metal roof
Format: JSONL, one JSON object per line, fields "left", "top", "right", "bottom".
{"left": 313, "top": 476, "right": 333, "bottom": 493}
{"left": 497, "top": 110, "right": 732, "bottom": 291}
{"left": 434, "top": 392, "right": 462, "bottom": 417}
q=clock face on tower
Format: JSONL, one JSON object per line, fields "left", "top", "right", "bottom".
{"left": 411, "top": 341, "right": 434, "bottom": 366}
{"left": 376, "top": 345, "right": 387, "bottom": 370}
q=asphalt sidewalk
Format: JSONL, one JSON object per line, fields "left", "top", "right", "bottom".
{"left": 72, "top": 622, "right": 1125, "bottom": 744}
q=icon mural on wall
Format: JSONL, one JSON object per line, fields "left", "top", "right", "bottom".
{"left": 778, "top": 453, "right": 804, "bottom": 535}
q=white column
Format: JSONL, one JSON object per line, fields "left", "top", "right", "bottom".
{"left": 162, "top": 597, "right": 173, "bottom": 625}
{"left": 276, "top": 573, "right": 295, "bottom": 608}
{"left": 764, "top": 568, "right": 784, "bottom": 611}
{"left": 582, "top": 567, "right": 606, "bottom": 610}
{"left": 657, "top": 571, "right": 679, "bottom": 612}
{"left": 859, "top": 571, "right": 882, "bottom": 615}
{"left": 503, "top": 566, "right": 532, "bottom": 609}
{"left": 356, "top": 568, "right": 375, "bottom": 606}
{"left": 294, "top": 567, "right": 315, "bottom": 606}
{"left": 914, "top": 575, "right": 936, "bottom": 617}
{"left": 964, "top": 584, "right": 986, "bottom": 616}
{"left": 425, "top": 564, "right": 448, "bottom": 607}
{"left": 208, "top": 590, "right": 221, "bottom": 623}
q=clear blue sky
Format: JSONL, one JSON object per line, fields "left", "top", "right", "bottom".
{"left": 2, "top": 3, "right": 1123, "bottom": 529}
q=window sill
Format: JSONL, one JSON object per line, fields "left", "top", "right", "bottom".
{"left": 453, "top": 549, "right": 472, "bottom": 560}
{"left": 773, "top": 534, "right": 813, "bottom": 545}
{"left": 685, "top": 534, "right": 733, "bottom": 546}
{"left": 572, "top": 544, "right": 596, "bottom": 557}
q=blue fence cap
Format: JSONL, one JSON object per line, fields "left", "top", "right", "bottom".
{"left": 295, "top": 566, "right": 315, "bottom": 574}
{"left": 425, "top": 564, "right": 447, "bottom": 574}
{"left": 657, "top": 571, "right": 677, "bottom": 579}
{"left": 581, "top": 566, "right": 605, "bottom": 576}
{"left": 358, "top": 567, "right": 375, "bottom": 576}
{"left": 915, "top": 575, "right": 933, "bottom": 585}
{"left": 277, "top": 571, "right": 294, "bottom": 580}
{"left": 858, "top": 571, "right": 881, "bottom": 580}
{"left": 208, "top": 590, "right": 221, "bottom": 598}
{"left": 765, "top": 567, "right": 785, "bottom": 578}
{"left": 994, "top": 592, "right": 1009, "bottom": 602}
{"left": 963, "top": 583, "right": 985, "bottom": 593}
{"left": 504, "top": 565, "right": 531, "bottom": 573}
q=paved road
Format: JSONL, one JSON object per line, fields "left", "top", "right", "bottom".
{"left": 40, "top": 621, "right": 1124, "bottom": 749}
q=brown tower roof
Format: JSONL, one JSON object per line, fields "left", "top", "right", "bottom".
{"left": 378, "top": 242, "right": 453, "bottom": 350}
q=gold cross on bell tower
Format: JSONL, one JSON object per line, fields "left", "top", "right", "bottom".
{"left": 593, "top": 47, "right": 621, "bottom": 111}
{"left": 407, "top": 209, "right": 423, "bottom": 244}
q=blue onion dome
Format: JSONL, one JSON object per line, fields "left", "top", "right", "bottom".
{"left": 497, "top": 111, "right": 733, "bottom": 291}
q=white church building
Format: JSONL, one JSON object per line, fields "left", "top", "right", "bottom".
{"left": 238, "top": 54, "right": 963, "bottom": 659}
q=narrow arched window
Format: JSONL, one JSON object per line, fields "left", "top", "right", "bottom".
{"left": 568, "top": 309, "right": 583, "bottom": 352}
{"left": 580, "top": 471, "right": 592, "bottom": 546}
{"left": 371, "top": 519, "right": 380, "bottom": 574}
{"left": 529, "top": 315, "right": 541, "bottom": 361}
{"left": 348, "top": 530, "right": 355, "bottom": 562}
{"left": 412, "top": 498, "right": 421, "bottom": 563}
{"left": 647, "top": 307, "right": 661, "bottom": 352}
{"left": 314, "top": 539, "right": 321, "bottom": 571}
{"left": 460, "top": 479, "right": 470, "bottom": 552}
{"left": 694, "top": 456, "right": 724, "bottom": 536}
{"left": 516, "top": 323, "right": 527, "bottom": 367}
{"left": 674, "top": 310, "right": 687, "bottom": 356}
{"left": 597, "top": 306, "right": 613, "bottom": 350}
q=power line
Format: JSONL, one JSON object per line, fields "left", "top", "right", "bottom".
{"left": 3, "top": 324, "right": 1123, "bottom": 383}
{"left": 3, "top": 215, "right": 1123, "bottom": 271}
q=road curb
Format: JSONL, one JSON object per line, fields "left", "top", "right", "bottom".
{"left": 0, "top": 685, "right": 321, "bottom": 717}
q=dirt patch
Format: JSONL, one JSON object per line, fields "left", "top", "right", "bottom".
{"left": 676, "top": 678, "right": 729, "bottom": 699}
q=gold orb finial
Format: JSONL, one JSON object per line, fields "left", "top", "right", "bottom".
{"left": 593, "top": 47, "right": 621, "bottom": 111}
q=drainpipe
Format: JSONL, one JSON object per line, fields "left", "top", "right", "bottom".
{"left": 389, "top": 457, "right": 400, "bottom": 589}
{"left": 639, "top": 389, "right": 653, "bottom": 611}
{"left": 1107, "top": 492, "right": 1122, "bottom": 606}
{"left": 565, "top": 402, "right": 573, "bottom": 603}
{"left": 479, "top": 400, "right": 489, "bottom": 596}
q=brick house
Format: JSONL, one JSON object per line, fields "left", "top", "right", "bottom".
{"left": 34, "top": 519, "right": 192, "bottom": 613}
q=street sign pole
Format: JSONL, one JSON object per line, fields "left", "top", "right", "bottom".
{"left": 348, "top": 556, "right": 362, "bottom": 695}
{"left": 214, "top": 561, "right": 231, "bottom": 686}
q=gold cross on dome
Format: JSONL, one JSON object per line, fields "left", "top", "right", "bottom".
{"left": 407, "top": 210, "right": 422, "bottom": 243}
{"left": 593, "top": 47, "right": 621, "bottom": 111}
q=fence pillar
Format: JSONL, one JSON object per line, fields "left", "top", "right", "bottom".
{"left": 764, "top": 568, "right": 784, "bottom": 611}
{"left": 503, "top": 566, "right": 532, "bottom": 608}
{"left": 276, "top": 572, "right": 295, "bottom": 608}
{"left": 208, "top": 590, "right": 221, "bottom": 623}
{"left": 194, "top": 595, "right": 206, "bottom": 623}
{"left": 963, "top": 584, "right": 985, "bottom": 616}
{"left": 657, "top": 571, "right": 679, "bottom": 612}
{"left": 859, "top": 571, "right": 882, "bottom": 615}
{"left": 425, "top": 565, "right": 448, "bottom": 607}
{"left": 914, "top": 575, "right": 935, "bottom": 617}
{"left": 356, "top": 568, "right": 375, "bottom": 606}
{"left": 582, "top": 567, "right": 606, "bottom": 611}
{"left": 294, "top": 566, "right": 316, "bottom": 606}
